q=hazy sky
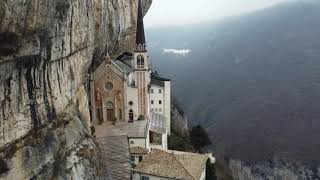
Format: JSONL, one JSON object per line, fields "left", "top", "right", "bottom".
{"left": 145, "top": 0, "right": 288, "bottom": 28}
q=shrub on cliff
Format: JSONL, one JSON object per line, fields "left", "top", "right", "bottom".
{"left": 168, "top": 132, "right": 193, "bottom": 151}
{"left": 190, "top": 125, "right": 212, "bottom": 152}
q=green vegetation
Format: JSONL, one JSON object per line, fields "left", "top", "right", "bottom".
{"left": 169, "top": 125, "right": 216, "bottom": 179}
{"left": 206, "top": 160, "right": 217, "bottom": 180}
{"left": 168, "top": 132, "right": 193, "bottom": 151}
{"left": 190, "top": 125, "right": 212, "bottom": 153}
{"left": 138, "top": 115, "right": 145, "bottom": 120}
{"left": 168, "top": 125, "right": 211, "bottom": 152}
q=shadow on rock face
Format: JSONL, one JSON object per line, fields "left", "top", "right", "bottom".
{"left": 0, "top": 158, "right": 9, "bottom": 175}
{"left": 0, "top": 32, "right": 20, "bottom": 57}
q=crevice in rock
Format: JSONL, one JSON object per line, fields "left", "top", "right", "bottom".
{"left": 16, "top": 55, "right": 42, "bottom": 129}
{"left": 69, "top": 3, "right": 73, "bottom": 54}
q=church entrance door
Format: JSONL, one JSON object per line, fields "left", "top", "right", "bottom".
{"left": 129, "top": 109, "right": 134, "bottom": 123}
{"left": 107, "top": 109, "right": 114, "bottom": 122}
{"left": 106, "top": 101, "right": 114, "bottom": 122}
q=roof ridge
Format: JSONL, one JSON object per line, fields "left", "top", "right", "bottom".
{"left": 172, "top": 153, "right": 196, "bottom": 180}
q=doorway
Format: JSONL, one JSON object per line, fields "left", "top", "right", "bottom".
{"left": 129, "top": 109, "right": 134, "bottom": 123}
{"left": 107, "top": 109, "right": 114, "bottom": 122}
{"left": 106, "top": 101, "right": 114, "bottom": 122}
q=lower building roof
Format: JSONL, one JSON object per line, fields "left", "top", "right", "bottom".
{"left": 133, "top": 149, "right": 208, "bottom": 180}
{"left": 130, "top": 146, "right": 149, "bottom": 155}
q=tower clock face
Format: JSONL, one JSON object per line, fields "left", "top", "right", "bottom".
{"left": 105, "top": 82, "right": 113, "bottom": 91}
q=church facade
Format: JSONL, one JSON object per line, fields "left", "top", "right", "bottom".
{"left": 89, "top": 0, "right": 171, "bottom": 150}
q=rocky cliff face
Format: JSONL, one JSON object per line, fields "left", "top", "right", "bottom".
{"left": 171, "top": 97, "right": 189, "bottom": 136}
{"left": 229, "top": 159, "right": 320, "bottom": 180}
{"left": 0, "top": 0, "right": 151, "bottom": 179}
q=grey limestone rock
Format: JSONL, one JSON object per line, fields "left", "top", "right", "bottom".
{"left": 0, "top": 0, "right": 152, "bottom": 179}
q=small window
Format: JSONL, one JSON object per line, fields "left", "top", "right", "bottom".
{"left": 131, "top": 156, "right": 135, "bottom": 161}
{"left": 159, "top": 108, "right": 162, "bottom": 112}
{"left": 142, "top": 176, "right": 149, "bottom": 180}
{"left": 139, "top": 156, "right": 143, "bottom": 162}
{"left": 151, "top": 108, "right": 154, "bottom": 112}
{"left": 159, "top": 89, "right": 162, "bottom": 94}
{"left": 151, "top": 89, "right": 154, "bottom": 93}
{"left": 151, "top": 100, "right": 154, "bottom": 105}
{"left": 159, "top": 100, "right": 162, "bottom": 105}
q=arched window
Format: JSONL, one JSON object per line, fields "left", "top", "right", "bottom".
{"left": 137, "top": 55, "right": 144, "bottom": 68}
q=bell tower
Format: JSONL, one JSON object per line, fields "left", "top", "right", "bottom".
{"left": 134, "top": 0, "right": 150, "bottom": 118}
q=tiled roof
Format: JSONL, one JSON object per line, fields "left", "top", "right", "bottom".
{"left": 130, "top": 146, "right": 149, "bottom": 155}
{"left": 150, "top": 73, "right": 170, "bottom": 87}
{"left": 151, "top": 72, "right": 171, "bottom": 81}
{"left": 96, "top": 135, "right": 131, "bottom": 180}
{"left": 113, "top": 60, "right": 133, "bottom": 73}
{"left": 133, "top": 149, "right": 208, "bottom": 180}
{"left": 95, "top": 124, "right": 132, "bottom": 180}
{"left": 175, "top": 153, "right": 208, "bottom": 180}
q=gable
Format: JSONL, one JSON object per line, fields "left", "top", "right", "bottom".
{"left": 92, "top": 61, "right": 125, "bottom": 81}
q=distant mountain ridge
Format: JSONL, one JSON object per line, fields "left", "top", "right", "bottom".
{"left": 147, "top": 0, "right": 320, "bottom": 164}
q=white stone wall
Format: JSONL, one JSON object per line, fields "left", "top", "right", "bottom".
{"left": 150, "top": 84, "right": 165, "bottom": 114}
{"left": 149, "top": 82, "right": 170, "bottom": 148}
{"left": 126, "top": 85, "right": 139, "bottom": 122}
{"left": 164, "top": 81, "right": 171, "bottom": 135}
{"left": 146, "top": 127, "right": 150, "bottom": 149}
{"left": 129, "top": 137, "right": 147, "bottom": 149}
{"left": 162, "top": 132, "right": 168, "bottom": 149}
{"left": 130, "top": 154, "right": 145, "bottom": 166}
{"left": 199, "top": 167, "right": 206, "bottom": 180}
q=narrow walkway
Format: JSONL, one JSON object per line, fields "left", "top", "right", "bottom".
{"left": 95, "top": 123, "right": 131, "bottom": 180}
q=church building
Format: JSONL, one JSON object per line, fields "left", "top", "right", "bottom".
{"left": 89, "top": 0, "right": 171, "bottom": 150}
